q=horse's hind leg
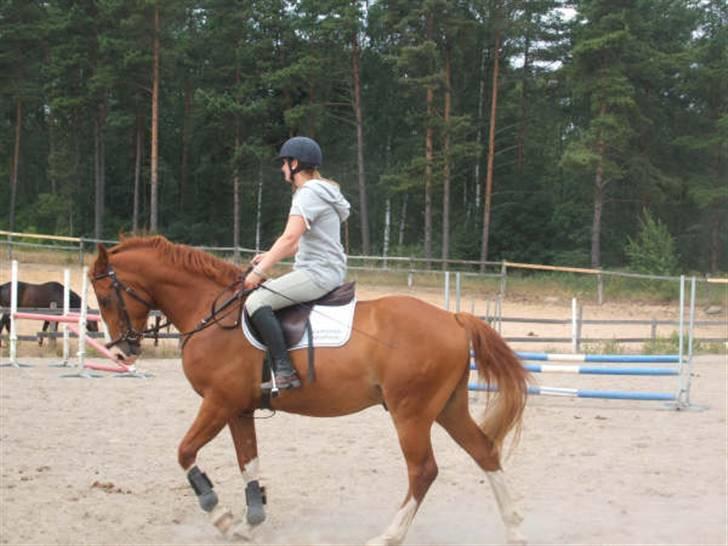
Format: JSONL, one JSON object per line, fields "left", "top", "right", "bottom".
{"left": 227, "top": 413, "right": 265, "bottom": 539}
{"left": 436, "top": 382, "right": 527, "bottom": 545}
{"left": 367, "top": 417, "right": 438, "bottom": 546}
{"left": 178, "top": 396, "right": 237, "bottom": 537}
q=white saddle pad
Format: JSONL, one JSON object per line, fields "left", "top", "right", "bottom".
{"left": 242, "top": 299, "right": 357, "bottom": 351}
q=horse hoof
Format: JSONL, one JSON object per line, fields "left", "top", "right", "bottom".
{"left": 365, "top": 536, "right": 399, "bottom": 546}
{"left": 246, "top": 504, "right": 266, "bottom": 526}
{"left": 209, "top": 505, "right": 234, "bottom": 537}
{"left": 507, "top": 532, "right": 528, "bottom": 545}
{"left": 230, "top": 520, "right": 253, "bottom": 542}
{"left": 199, "top": 489, "right": 219, "bottom": 512}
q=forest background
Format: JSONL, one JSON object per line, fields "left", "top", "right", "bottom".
{"left": 1, "top": 0, "right": 726, "bottom": 274}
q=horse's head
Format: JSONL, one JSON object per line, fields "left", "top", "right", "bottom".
{"left": 90, "top": 244, "right": 154, "bottom": 364}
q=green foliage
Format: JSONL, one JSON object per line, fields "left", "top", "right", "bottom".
{"left": 625, "top": 209, "right": 680, "bottom": 275}
{"left": 0, "top": 0, "right": 725, "bottom": 274}
{"left": 642, "top": 332, "right": 680, "bottom": 355}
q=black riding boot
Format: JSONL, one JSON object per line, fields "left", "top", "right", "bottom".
{"left": 250, "top": 306, "right": 302, "bottom": 390}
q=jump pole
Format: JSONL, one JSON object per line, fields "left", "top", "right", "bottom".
{"left": 469, "top": 351, "right": 690, "bottom": 407}
{"left": 66, "top": 323, "right": 151, "bottom": 378}
{"left": 0, "top": 260, "right": 32, "bottom": 368}
{"left": 61, "top": 266, "right": 102, "bottom": 379}
{"left": 49, "top": 268, "right": 73, "bottom": 367}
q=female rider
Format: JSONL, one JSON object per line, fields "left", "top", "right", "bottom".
{"left": 244, "top": 136, "right": 351, "bottom": 390}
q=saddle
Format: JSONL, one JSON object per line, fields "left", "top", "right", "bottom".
{"left": 243, "top": 281, "right": 356, "bottom": 348}
{"left": 243, "top": 282, "right": 356, "bottom": 408}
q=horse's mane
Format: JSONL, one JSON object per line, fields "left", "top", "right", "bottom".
{"left": 109, "top": 235, "right": 242, "bottom": 286}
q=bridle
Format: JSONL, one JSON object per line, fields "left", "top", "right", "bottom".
{"left": 92, "top": 266, "right": 165, "bottom": 350}
{"left": 92, "top": 264, "right": 251, "bottom": 351}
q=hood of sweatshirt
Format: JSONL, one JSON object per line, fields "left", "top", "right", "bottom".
{"left": 303, "top": 179, "right": 351, "bottom": 222}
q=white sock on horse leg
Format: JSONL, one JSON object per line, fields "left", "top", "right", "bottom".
{"left": 242, "top": 457, "right": 260, "bottom": 484}
{"left": 366, "top": 497, "right": 418, "bottom": 546}
{"left": 486, "top": 470, "right": 527, "bottom": 545}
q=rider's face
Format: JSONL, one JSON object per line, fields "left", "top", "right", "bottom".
{"left": 281, "top": 159, "right": 296, "bottom": 183}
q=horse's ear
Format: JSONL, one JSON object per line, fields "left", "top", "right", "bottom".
{"left": 94, "top": 244, "right": 109, "bottom": 275}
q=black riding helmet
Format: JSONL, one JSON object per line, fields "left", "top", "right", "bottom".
{"left": 276, "top": 136, "right": 323, "bottom": 174}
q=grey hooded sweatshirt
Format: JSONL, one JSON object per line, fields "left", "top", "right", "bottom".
{"left": 289, "top": 179, "right": 351, "bottom": 290}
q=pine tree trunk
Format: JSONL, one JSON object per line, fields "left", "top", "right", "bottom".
{"left": 255, "top": 162, "right": 263, "bottom": 252}
{"left": 232, "top": 64, "right": 241, "bottom": 261}
{"left": 352, "top": 31, "right": 370, "bottom": 255}
{"left": 481, "top": 28, "right": 501, "bottom": 270}
{"left": 149, "top": 2, "right": 160, "bottom": 232}
{"left": 591, "top": 138, "right": 606, "bottom": 269}
{"left": 383, "top": 197, "right": 391, "bottom": 267}
{"left": 179, "top": 80, "right": 191, "bottom": 211}
{"left": 93, "top": 104, "right": 106, "bottom": 241}
{"left": 441, "top": 42, "right": 452, "bottom": 270}
{"left": 591, "top": 102, "right": 608, "bottom": 269}
{"left": 709, "top": 213, "right": 720, "bottom": 274}
{"left": 9, "top": 98, "right": 21, "bottom": 233}
{"left": 517, "top": 16, "right": 531, "bottom": 171}
{"left": 133, "top": 111, "right": 143, "bottom": 233}
{"left": 424, "top": 12, "right": 434, "bottom": 269}
{"left": 398, "top": 193, "right": 408, "bottom": 248}
{"left": 473, "top": 44, "right": 489, "bottom": 216}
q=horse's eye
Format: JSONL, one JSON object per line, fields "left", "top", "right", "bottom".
{"left": 98, "top": 297, "right": 111, "bottom": 308}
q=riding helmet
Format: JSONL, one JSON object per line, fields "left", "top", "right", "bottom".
{"left": 277, "top": 136, "right": 323, "bottom": 168}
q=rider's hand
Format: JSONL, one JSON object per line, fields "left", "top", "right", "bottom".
{"left": 244, "top": 271, "right": 264, "bottom": 290}
{"left": 250, "top": 253, "right": 266, "bottom": 266}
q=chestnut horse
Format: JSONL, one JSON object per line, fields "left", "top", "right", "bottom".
{"left": 90, "top": 236, "right": 529, "bottom": 545}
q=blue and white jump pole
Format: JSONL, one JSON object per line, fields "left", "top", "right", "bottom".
{"left": 468, "top": 274, "right": 697, "bottom": 409}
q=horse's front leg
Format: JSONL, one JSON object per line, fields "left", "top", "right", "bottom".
{"left": 39, "top": 320, "right": 49, "bottom": 346}
{"left": 178, "top": 396, "right": 237, "bottom": 537}
{"left": 227, "top": 413, "right": 266, "bottom": 540}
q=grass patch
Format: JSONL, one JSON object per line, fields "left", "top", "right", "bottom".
{"left": 642, "top": 333, "right": 680, "bottom": 354}
{"left": 581, "top": 339, "right": 625, "bottom": 354}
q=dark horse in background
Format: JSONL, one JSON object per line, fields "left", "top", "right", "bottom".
{"left": 0, "top": 281, "right": 99, "bottom": 345}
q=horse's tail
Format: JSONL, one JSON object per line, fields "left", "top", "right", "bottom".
{"left": 455, "top": 312, "right": 529, "bottom": 453}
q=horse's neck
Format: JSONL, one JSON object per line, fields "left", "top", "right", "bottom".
{"left": 141, "top": 263, "right": 226, "bottom": 333}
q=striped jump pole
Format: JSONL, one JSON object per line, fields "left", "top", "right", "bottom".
{"left": 469, "top": 383, "right": 678, "bottom": 401}
{"left": 468, "top": 351, "right": 688, "bottom": 407}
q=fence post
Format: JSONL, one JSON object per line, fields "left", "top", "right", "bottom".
{"left": 79, "top": 237, "right": 85, "bottom": 266}
{"left": 597, "top": 271, "right": 604, "bottom": 305}
{"left": 499, "top": 260, "right": 507, "bottom": 298}
{"left": 444, "top": 271, "right": 450, "bottom": 310}
{"left": 650, "top": 318, "right": 657, "bottom": 342}
{"left": 455, "top": 272, "right": 461, "bottom": 313}
{"left": 576, "top": 303, "right": 583, "bottom": 352}
{"left": 571, "top": 297, "right": 578, "bottom": 353}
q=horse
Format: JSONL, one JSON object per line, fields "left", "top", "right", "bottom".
{"left": 89, "top": 235, "right": 530, "bottom": 545}
{"left": 0, "top": 281, "right": 99, "bottom": 345}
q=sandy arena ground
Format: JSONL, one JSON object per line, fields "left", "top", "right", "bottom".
{"left": 0, "top": 355, "right": 725, "bottom": 545}
{"left": 1, "top": 262, "right": 727, "bottom": 545}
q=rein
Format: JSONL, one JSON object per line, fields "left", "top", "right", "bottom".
{"left": 92, "top": 266, "right": 253, "bottom": 351}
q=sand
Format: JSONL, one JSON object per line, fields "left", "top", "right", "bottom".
{"left": 0, "top": 355, "right": 726, "bottom": 545}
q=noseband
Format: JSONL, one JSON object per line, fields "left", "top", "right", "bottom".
{"left": 92, "top": 267, "right": 156, "bottom": 350}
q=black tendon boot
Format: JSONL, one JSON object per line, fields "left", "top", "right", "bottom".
{"left": 250, "top": 306, "right": 302, "bottom": 390}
